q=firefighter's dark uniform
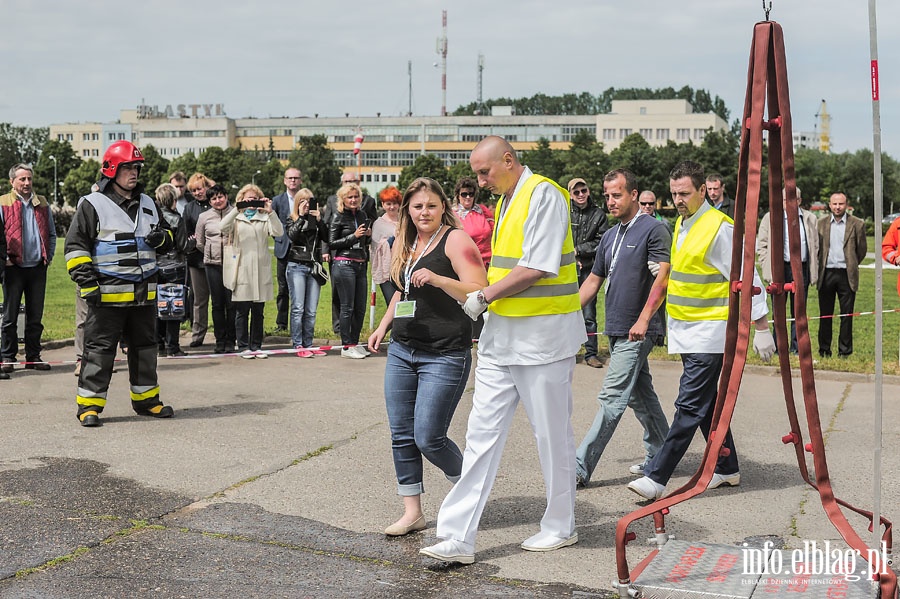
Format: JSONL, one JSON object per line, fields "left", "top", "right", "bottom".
{"left": 65, "top": 178, "right": 174, "bottom": 422}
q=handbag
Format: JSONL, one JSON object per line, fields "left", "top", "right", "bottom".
{"left": 310, "top": 261, "right": 329, "bottom": 285}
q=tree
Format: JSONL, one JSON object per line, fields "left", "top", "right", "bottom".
{"left": 33, "top": 139, "right": 80, "bottom": 203}
{"left": 561, "top": 129, "right": 611, "bottom": 192}
{"left": 288, "top": 135, "right": 343, "bottom": 203}
{"left": 139, "top": 145, "right": 170, "bottom": 193}
{"left": 521, "top": 138, "right": 565, "bottom": 183}
{"left": 197, "top": 146, "right": 230, "bottom": 187}
{"left": 398, "top": 154, "right": 450, "bottom": 194}
{"left": 61, "top": 160, "right": 101, "bottom": 206}
{"left": 0, "top": 124, "right": 49, "bottom": 194}
{"left": 608, "top": 134, "right": 659, "bottom": 187}
{"left": 168, "top": 153, "right": 199, "bottom": 180}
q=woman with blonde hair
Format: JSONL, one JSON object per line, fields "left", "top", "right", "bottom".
{"left": 220, "top": 184, "right": 284, "bottom": 359}
{"left": 328, "top": 182, "right": 371, "bottom": 358}
{"left": 368, "top": 177, "right": 487, "bottom": 536}
{"left": 285, "top": 188, "right": 328, "bottom": 357}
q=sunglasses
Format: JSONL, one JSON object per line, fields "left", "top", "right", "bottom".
{"left": 639, "top": 202, "right": 656, "bottom": 206}
{"left": 571, "top": 188, "right": 589, "bottom": 196}
{"left": 459, "top": 192, "right": 476, "bottom": 198}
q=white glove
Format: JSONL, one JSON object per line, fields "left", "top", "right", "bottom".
{"left": 647, "top": 261, "right": 660, "bottom": 277}
{"left": 462, "top": 290, "right": 487, "bottom": 321}
{"left": 753, "top": 328, "right": 776, "bottom": 361}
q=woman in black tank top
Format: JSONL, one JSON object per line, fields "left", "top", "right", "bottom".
{"left": 367, "top": 177, "right": 488, "bottom": 537}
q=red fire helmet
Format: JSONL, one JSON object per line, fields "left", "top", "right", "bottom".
{"left": 101, "top": 141, "right": 144, "bottom": 178}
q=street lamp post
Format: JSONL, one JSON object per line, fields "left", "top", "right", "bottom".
{"left": 252, "top": 169, "right": 261, "bottom": 186}
{"left": 48, "top": 155, "right": 57, "bottom": 205}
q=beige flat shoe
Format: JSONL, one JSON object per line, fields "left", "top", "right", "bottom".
{"left": 384, "top": 514, "right": 426, "bottom": 536}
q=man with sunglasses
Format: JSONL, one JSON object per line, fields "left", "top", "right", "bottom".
{"left": 65, "top": 141, "right": 175, "bottom": 427}
{"left": 568, "top": 177, "right": 608, "bottom": 368}
{"left": 638, "top": 190, "right": 673, "bottom": 235}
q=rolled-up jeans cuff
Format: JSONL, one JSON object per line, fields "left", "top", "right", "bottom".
{"left": 397, "top": 482, "right": 424, "bottom": 497}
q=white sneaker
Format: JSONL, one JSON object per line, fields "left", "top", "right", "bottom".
{"left": 419, "top": 540, "right": 475, "bottom": 564}
{"left": 341, "top": 347, "right": 365, "bottom": 359}
{"left": 240, "top": 350, "right": 255, "bottom": 359}
{"left": 355, "top": 345, "right": 371, "bottom": 356}
{"left": 629, "top": 463, "right": 646, "bottom": 476}
{"left": 627, "top": 476, "right": 666, "bottom": 500}
{"left": 254, "top": 350, "right": 268, "bottom": 359}
{"left": 708, "top": 472, "right": 741, "bottom": 489}
{"left": 521, "top": 531, "right": 578, "bottom": 552}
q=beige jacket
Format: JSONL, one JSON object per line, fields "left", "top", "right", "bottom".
{"left": 757, "top": 208, "right": 819, "bottom": 286}
{"left": 220, "top": 209, "right": 284, "bottom": 302}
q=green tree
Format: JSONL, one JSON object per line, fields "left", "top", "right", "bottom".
{"left": 695, "top": 128, "right": 740, "bottom": 196}
{"left": 561, "top": 129, "right": 611, "bottom": 192}
{"left": 288, "top": 135, "right": 343, "bottom": 203}
{"left": 0, "top": 124, "right": 49, "bottom": 194}
{"left": 139, "top": 145, "right": 170, "bottom": 193}
{"left": 521, "top": 138, "right": 565, "bottom": 183}
{"left": 198, "top": 146, "right": 230, "bottom": 187}
{"left": 61, "top": 160, "right": 101, "bottom": 206}
{"left": 608, "top": 134, "right": 659, "bottom": 185}
{"left": 168, "top": 153, "right": 199, "bottom": 180}
{"left": 650, "top": 140, "right": 699, "bottom": 204}
{"left": 398, "top": 154, "right": 450, "bottom": 194}
{"left": 33, "top": 139, "right": 80, "bottom": 204}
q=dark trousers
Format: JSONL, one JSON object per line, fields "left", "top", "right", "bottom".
{"left": 205, "top": 264, "right": 235, "bottom": 351}
{"left": 77, "top": 303, "right": 161, "bottom": 417}
{"left": 818, "top": 268, "right": 856, "bottom": 357}
{"left": 331, "top": 261, "right": 367, "bottom": 345}
{"left": 776, "top": 259, "right": 810, "bottom": 354}
{"left": 644, "top": 353, "right": 739, "bottom": 485}
{"left": 1, "top": 264, "right": 47, "bottom": 361}
{"left": 276, "top": 257, "right": 289, "bottom": 329}
{"left": 578, "top": 266, "right": 598, "bottom": 358}
{"left": 156, "top": 318, "right": 182, "bottom": 353}
{"left": 234, "top": 301, "right": 265, "bottom": 351}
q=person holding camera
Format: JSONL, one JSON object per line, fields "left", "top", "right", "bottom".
{"left": 154, "top": 183, "right": 188, "bottom": 357}
{"left": 367, "top": 177, "right": 487, "bottom": 537}
{"left": 285, "top": 188, "right": 328, "bottom": 357}
{"left": 329, "top": 182, "right": 371, "bottom": 359}
{"left": 64, "top": 141, "right": 175, "bottom": 427}
{"left": 195, "top": 184, "right": 237, "bottom": 354}
{"left": 220, "top": 184, "right": 283, "bottom": 359}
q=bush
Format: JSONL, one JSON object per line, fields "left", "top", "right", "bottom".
{"left": 52, "top": 204, "right": 76, "bottom": 238}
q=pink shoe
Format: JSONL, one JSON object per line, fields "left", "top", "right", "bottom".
{"left": 310, "top": 350, "right": 327, "bottom": 356}
{"left": 296, "top": 350, "right": 314, "bottom": 358}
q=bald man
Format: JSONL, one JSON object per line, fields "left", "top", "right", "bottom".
{"left": 420, "top": 136, "right": 584, "bottom": 564}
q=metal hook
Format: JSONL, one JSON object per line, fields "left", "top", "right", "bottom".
{"left": 763, "top": 0, "right": 772, "bottom": 20}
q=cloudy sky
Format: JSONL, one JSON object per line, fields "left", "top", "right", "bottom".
{"left": 3, "top": 0, "right": 897, "bottom": 156}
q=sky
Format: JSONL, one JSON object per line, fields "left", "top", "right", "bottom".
{"left": 3, "top": 0, "right": 898, "bottom": 156}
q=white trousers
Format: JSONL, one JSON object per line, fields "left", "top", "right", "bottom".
{"left": 435, "top": 356, "right": 577, "bottom": 546}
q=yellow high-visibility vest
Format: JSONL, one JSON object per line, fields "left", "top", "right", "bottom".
{"left": 667, "top": 208, "right": 731, "bottom": 321}
{"left": 486, "top": 174, "right": 580, "bottom": 317}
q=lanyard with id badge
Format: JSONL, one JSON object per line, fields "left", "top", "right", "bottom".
{"left": 605, "top": 213, "right": 642, "bottom": 293}
{"left": 395, "top": 225, "right": 443, "bottom": 319}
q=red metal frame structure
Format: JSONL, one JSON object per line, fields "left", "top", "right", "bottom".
{"left": 613, "top": 20, "right": 896, "bottom": 598}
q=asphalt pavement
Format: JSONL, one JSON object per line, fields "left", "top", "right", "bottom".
{"left": 0, "top": 335, "right": 897, "bottom": 598}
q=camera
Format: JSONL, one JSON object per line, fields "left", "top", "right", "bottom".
{"left": 236, "top": 199, "right": 266, "bottom": 209}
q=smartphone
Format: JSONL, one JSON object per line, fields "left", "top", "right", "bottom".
{"left": 309, "top": 197, "right": 318, "bottom": 211}
{"left": 364, "top": 219, "right": 373, "bottom": 229}
{"left": 237, "top": 199, "right": 266, "bottom": 209}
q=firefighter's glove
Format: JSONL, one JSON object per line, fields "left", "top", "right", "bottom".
{"left": 753, "top": 328, "right": 776, "bottom": 361}
{"left": 81, "top": 286, "right": 102, "bottom": 308}
{"left": 146, "top": 225, "right": 167, "bottom": 249}
{"left": 647, "top": 261, "right": 660, "bottom": 277}
{"left": 462, "top": 290, "right": 488, "bottom": 321}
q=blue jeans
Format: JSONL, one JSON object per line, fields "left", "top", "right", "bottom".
{"left": 285, "top": 262, "right": 322, "bottom": 348}
{"left": 576, "top": 336, "right": 669, "bottom": 483}
{"left": 384, "top": 341, "right": 470, "bottom": 496}
{"left": 330, "top": 260, "right": 367, "bottom": 345}
{"left": 644, "top": 352, "right": 739, "bottom": 485}
{"left": 578, "top": 267, "right": 598, "bottom": 359}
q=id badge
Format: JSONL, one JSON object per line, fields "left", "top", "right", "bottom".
{"left": 394, "top": 300, "right": 416, "bottom": 318}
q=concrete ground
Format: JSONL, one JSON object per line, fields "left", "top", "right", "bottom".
{"left": 0, "top": 335, "right": 897, "bottom": 598}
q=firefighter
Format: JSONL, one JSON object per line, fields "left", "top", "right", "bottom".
{"left": 65, "top": 141, "right": 175, "bottom": 427}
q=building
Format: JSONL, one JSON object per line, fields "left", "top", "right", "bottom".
{"left": 49, "top": 99, "right": 728, "bottom": 192}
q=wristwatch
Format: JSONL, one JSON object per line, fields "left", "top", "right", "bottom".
{"left": 476, "top": 289, "right": 489, "bottom": 306}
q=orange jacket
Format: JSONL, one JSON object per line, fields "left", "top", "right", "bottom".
{"left": 882, "top": 216, "right": 900, "bottom": 297}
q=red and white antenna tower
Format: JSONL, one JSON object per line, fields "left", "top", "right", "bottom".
{"left": 436, "top": 10, "right": 448, "bottom": 116}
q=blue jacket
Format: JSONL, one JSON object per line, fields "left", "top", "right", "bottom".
{"left": 271, "top": 192, "right": 293, "bottom": 260}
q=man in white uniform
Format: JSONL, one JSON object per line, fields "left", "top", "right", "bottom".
{"left": 420, "top": 136, "right": 585, "bottom": 564}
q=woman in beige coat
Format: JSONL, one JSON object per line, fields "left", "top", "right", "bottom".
{"left": 220, "top": 184, "right": 284, "bottom": 359}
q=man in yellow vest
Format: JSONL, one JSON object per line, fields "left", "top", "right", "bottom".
{"left": 420, "top": 136, "right": 584, "bottom": 564}
{"left": 629, "top": 161, "right": 775, "bottom": 500}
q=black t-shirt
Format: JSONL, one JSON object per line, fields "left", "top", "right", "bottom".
{"left": 591, "top": 213, "right": 671, "bottom": 338}
{"left": 393, "top": 229, "right": 472, "bottom": 353}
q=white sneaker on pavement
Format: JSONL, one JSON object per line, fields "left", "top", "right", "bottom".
{"left": 419, "top": 540, "right": 475, "bottom": 564}
{"left": 240, "top": 350, "right": 255, "bottom": 360}
{"left": 627, "top": 476, "right": 666, "bottom": 500}
{"left": 629, "top": 463, "right": 646, "bottom": 476}
{"left": 707, "top": 472, "right": 741, "bottom": 489}
{"left": 341, "top": 347, "right": 365, "bottom": 359}
{"left": 520, "top": 531, "right": 578, "bottom": 552}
